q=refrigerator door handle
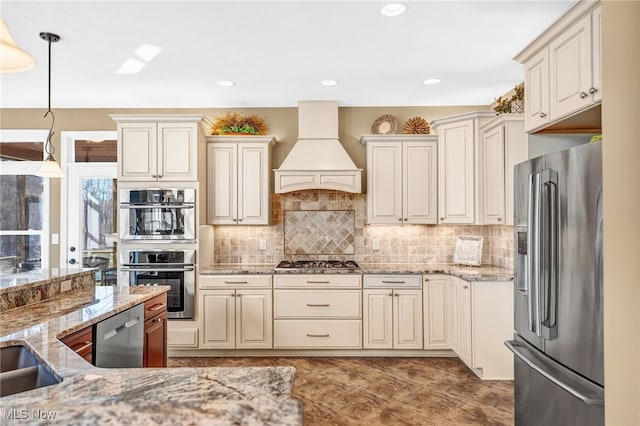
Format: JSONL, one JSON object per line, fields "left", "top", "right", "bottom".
{"left": 505, "top": 340, "right": 604, "bottom": 406}
{"left": 527, "top": 171, "right": 541, "bottom": 335}
{"left": 540, "top": 169, "right": 559, "bottom": 340}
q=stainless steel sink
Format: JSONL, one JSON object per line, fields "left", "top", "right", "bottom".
{"left": 0, "top": 345, "right": 61, "bottom": 397}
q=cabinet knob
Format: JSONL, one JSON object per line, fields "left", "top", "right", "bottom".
{"left": 589, "top": 87, "right": 598, "bottom": 94}
{"left": 440, "top": 217, "right": 445, "bottom": 221}
{"left": 398, "top": 218, "right": 403, "bottom": 222}
{"left": 497, "top": 217, "right": 503, "bottom": 222}
{"left": 388, "top": 293, "right": 393, "bottom": 297}
{"left": 404, "top": 218, "right": 408, "bottom": 222}
{"left": 580, "top": 92, "right": 588, "bottom": 99}
{"left": 463, "top": 285, "right": 469, "bottom": 289}
{"left": 238, "top": 218, "right": 243, "bottom": 222}
{"left": 539, "top": 112, "right": 547, "bottom": 118}
{"left": 394, "top": 293, "right": 400, "bottom": 297}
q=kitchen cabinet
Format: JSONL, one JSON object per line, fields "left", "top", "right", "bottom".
{"left": 199, "top": 275, "right": 273, "bottom": 349}
{"left": 111, "top": 114, "right": 202, "bottom": 181}
{"left": 423, "top": 275, "right": 450, "bottom": 350}
{"left": 479, "top": 115, "right": 527, "bottom": 225}
{"left": 515, "top": 2, "right": 601, "bottom": 132}
{"left": 360, "top": 135, "right": 437, "bottom": 225}
{"left": 143, "top": 292, "right": 168, "bottom": 367}
{"left": 363, "top": 288, "right": 423, "bottom": 350}
{"left": 449, "top": 276, "right": 514, "bottom": 380}
{"left": 431, "top": 111, "right": 496, "bottom": 224}
{"left": 206, "top": 136, "right": 276, "bottom": 225}
{"left": 273, "top": 274, "right": 362, "bottom": 349}
{"left": 60, "top": 325, "right": 93, "bottom": 364}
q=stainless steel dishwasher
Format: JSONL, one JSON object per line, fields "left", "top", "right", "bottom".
{"left": 94, "top": 304, "right": 144, "bottom": 368}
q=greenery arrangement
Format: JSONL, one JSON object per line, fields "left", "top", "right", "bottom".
{"left": 493, "top": 83, "right": 525, "bottom": 114}
{"left": 211, "top": 112, "right": 269, "bottom": 135}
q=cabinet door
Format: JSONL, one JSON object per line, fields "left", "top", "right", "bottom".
{"left": 200, "top": 290, "right": 235, "bottom": 349}
{"left": 404, "top": 141, "right": 437, "bottom": 224}
{"left": 207, "top": 144, "right": 238, "bottom": 225}
{"left": 449, "top": 277, "right": 461, "bottom": 354}
{"left": 118, "top": 123, "right": 157, "bottom": 181}
{"left": 481, "top": 125, "right": 505, "bottom": 225}
{"left": 523, "top": 49, "right": 550, "bottom": 132}
{"left": 144, "top": 311, "right": 167, "bottom": 368}
{"left": 393, "top": 289, "right": 423, "bottom": 349}
{"left": 158, "top": 122, "right": 197, "bottom": 181}
{"left": 363, "top": 289, "right": 393, "bottom": 349}
{"left": 423, "top": 275, "right": 450, "bottom": 350}
{"left": 238, "top": 144, "right": 270, "bottom": 225}
{"left": 549, "top": 14, "right": 593, "bottom": 121}
{"left": 236, "top": 289, "right": 273, "bottom": 349}
{"left": 458, "top": 280, "right": 473, "bottom": 367}
{"left": 366, "top": 142, "right": 402, "bottom": 224}
{"left": 591, "top": 5, "right": 602, "bottom": 103}
{"left": 438, "top": 120, "right": 475, "bottom": 224}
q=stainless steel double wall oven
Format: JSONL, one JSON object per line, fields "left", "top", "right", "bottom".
{"left": 118, "top": 188, "right": 197, "bottom": 320}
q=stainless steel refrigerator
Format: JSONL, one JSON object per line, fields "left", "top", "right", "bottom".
{"left": 506, "top": 141, "right": 604, "bottom": 425}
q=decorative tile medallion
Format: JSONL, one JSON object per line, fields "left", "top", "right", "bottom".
{"left": 284, "top": 210, "right": 355, "bottom": 255}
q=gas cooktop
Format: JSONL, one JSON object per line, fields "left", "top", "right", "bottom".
{"left": 274, "top": 260, "right": 360, "bottom": 271}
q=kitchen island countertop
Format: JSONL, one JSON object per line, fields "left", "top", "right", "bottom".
{"left": 0, "top": 285, "right": 301, "bottom": 425}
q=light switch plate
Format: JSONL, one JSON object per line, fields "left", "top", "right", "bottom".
{"left": 51, "top": 233, "right": 59, "bottom": 244}
{"left": 259, "top": 239, "right": 267, "bottom": 250}
{"left": 372, "top": 239, "right": 380, "bottom": 251}
{"left": 60, "top": 279, "right": 72, "bottom": 292}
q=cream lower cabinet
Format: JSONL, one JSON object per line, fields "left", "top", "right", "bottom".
{"left": 360, "top": 135, "right": 438, "bottom": 225}
{"left": 449, "top": 276, "right": 514, "bottom": 379}
{"left": 199, "top": 275, "right": 272, "bottom": 349}
{"left": 363, "top": 289, "right": 423, "bottom": 349}
{"left": 423, "top": 275, "right": 450, "bottom": 350}
{"left": 273, "top": 274, "right": 362, "bottom": 349}
{"left": 206, "top": 136, "right": 276, "bottom": 225}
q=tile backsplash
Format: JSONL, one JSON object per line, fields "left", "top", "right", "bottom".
{"left": 209, "top": 190, "right": 513, "bottom": 270}
{"left": 284, "top": 210, "right": 355, "bottom": 255}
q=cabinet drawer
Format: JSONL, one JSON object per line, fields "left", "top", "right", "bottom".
{"left": 144, "top": 292, "right": 168, "bottom": 320}
{"left": 60, "top": 326, "right": 93, "bottom": 360}
{"left": 167, "top": 326, "right": 199, "bottom": 348}
{"left": 274, "top": 290, "right": 361, "bottom": 318}
{"left": 273, "top": 274, "right": 361, "bottom": 289}
{"left": 363, "top": 275, "right": 422, "bottom": 289}
{"left": 199, "top": 275, "right": 272, "bottom": 289}
{"left": 274, "top": 320, "right": 362, "bottom": 348}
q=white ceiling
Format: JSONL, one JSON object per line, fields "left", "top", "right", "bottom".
{"left": 1, "top": 0, "right": 574, "bottom": 108}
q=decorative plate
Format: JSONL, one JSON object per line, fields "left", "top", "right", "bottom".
{"left": 371, "top": 114, "right": 398, "bottom": 134}
{"left": 453, "top": 236, "right": 484, "bottom": 266}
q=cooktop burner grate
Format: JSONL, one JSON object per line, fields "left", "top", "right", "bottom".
{"left": 275, "top": 260, "right": 360, "bottom": 270}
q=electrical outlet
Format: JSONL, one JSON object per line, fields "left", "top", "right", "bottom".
{"left": 60, "top": 279, "right": 72, "bottom": 292}
{"left": 372, "top": 239, "right": 380, "bottom": 251}
{"left": 51, "top": 233, "right": 59, "bottom": 244}
{"left": 259, "top": 239, "right": 267, "bottom": 250}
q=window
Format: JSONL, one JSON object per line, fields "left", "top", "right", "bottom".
{"left": 0, "top": 130, "right": 49, "bottom": 273}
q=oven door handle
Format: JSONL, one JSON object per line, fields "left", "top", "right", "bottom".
{"left": 120, "top": 204, "right": 194, "bottom": 209}
{"left": 120, "top": 267, "right": 195, "bottom": 272}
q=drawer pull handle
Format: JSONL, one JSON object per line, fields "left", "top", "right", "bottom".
{"left": 382, "top": 280, "right": 406, "bottom": 284}
{"left": 306, "top": 280, "right": 330, "bottom": 284}
{"left": 149, "top": 303, "right": 166, "bottom": 312}
{"left": 73, "top": 341, "right": 93, "bottom": 353}
{"left": 306, "top": 303, "right": 330, "bottom": 307}
{"left": 306, "top": 334, "right": 330, "bottom": 338}
{"left": 224, "top": 281, "right": 248, "bottom": 284}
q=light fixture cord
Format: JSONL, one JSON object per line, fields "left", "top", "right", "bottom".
{"left": 43, "top": 35, "right": 55, "bottom": 158}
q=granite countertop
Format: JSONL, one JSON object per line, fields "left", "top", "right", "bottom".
{"left": 199, "top": 263, "right": 513, "bottom": 282}
{"left": 0, "top": 268, "right": 94, "bottom": 292}
{"left": 0, "top": 285, "right": 302, "bottom": 425}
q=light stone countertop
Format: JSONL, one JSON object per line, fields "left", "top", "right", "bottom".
{"left": 199, "top": 262, "right": 513, "bottom": 281}
{"left": 0, "top": 268, "right": 94, "bottom": 292}
{"left": 0, "top": 285, "right": 302, "bottom": 425}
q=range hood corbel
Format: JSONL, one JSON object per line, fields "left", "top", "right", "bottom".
{"left": 274, "top": 101, "right": 362, "bottom": 193}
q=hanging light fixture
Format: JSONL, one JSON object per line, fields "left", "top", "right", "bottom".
{"left": 36, "top": 32, "right": 64, "bottom": 178}
{"left": 0, "top": 18, "right": 35, "bottom": 72}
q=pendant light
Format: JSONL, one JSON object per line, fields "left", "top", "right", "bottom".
{"left": 0, "top": 18, "right": 35, "bottom": 72}
{"left": 36, "top": 32, "right": 64, "bottom": 178}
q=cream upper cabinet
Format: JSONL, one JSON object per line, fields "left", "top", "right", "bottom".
{"left": 206, "top": 136, "right": 276, "bottom": 225}
{"left": 423, "top": 275, "right": 450, "bottom": 350}
{"left": 431, "top": 111, "right": 496, "bottom": 224}
{"left": 479, "top": 115, "right": 527, "bottom": 225}
{"left": 515, "top": 1, "right": 601, "bottom": 133}
{"left": 111, "top": 115, "right": 202, "bottom": 182}
{"left": 360, "top": 135, "right": 438, "bottom": 225}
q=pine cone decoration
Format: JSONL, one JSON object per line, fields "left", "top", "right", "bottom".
{"left": 402, "top": 116, "right": 431, "bottom": 134}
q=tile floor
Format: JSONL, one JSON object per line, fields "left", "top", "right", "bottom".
{"left": 169, "top": 356, "right": 514, "bottom": 425}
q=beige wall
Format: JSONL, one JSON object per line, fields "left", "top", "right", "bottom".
{"left": 602, "top": 1, "right": 640, "bottom": 424}
{"left": 0, "top": 105, "right": 487, "bottom": 269}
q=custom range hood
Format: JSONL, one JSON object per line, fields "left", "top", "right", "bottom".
{"left": 274, "top": 101, "right": 362, "bottom": 193}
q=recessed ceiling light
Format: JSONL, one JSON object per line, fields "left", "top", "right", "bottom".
{"left": 116, "top": 58, "right": 146, "bottom": 74}
{"left": 321, "top": 80, "right": 339, "bottom": 86}
{"left": 217, "top": 80, "right": 236, "bottom": 87}
{"left": 381, "top": 3, "right": 406, "bottom": 17}
{"left": 134, "top": 44, "right": 163, "bottom": 63}
{"left": 423, "top": 78, "right": 441, "bottom": 85}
